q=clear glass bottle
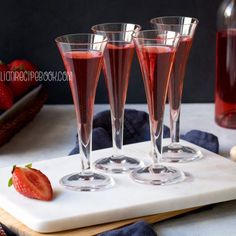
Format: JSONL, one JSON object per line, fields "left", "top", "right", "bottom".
{"left": 215, "top": 0, "right": 236, "bottom": 129}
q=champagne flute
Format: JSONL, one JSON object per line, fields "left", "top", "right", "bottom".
{"left": 131, "top": 30, "right": 185, "bottom": 185}
{"left": 56, "top": 33, "right": 114, "bottom": 191}
{"left": 91, "top": 23, "right": 144, "bottom": 173}
{"left": 150, "top": 16, "right": 202, "bottom": 162}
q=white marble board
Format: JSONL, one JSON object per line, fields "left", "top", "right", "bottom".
{"left": 0, "top": 140, "right": 235, "bottom": 233}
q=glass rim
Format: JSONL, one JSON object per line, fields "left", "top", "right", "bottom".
{"left": 91, "top": 22, "right": 142, "bottom": 33}
{"left": 55, "top": 33, "right": 108, "bottom": 45}
{"left": 133, "top": 29, "right": 180, "bottom": 40}
{"left": 150, "top": 16, "right": 199, "bottom": 26}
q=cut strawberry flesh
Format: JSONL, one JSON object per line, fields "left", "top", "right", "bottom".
{"left": 12, "top": 167, "right": 53, "bottom": 201}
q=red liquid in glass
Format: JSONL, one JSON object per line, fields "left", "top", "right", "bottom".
{"left": 63, "top": 51, "right": 103, "bottom": 144}
{"left": 103, "top": 43, "right": 134, "bottom": 119}
{"left": 169, "top": 36, "right": 192, "bottom": 110}
{"left": 216, "top": 29, "right": 236, "bottom": 128}
{"left": 137, "top": 46, "right": 175, "bottom": 134}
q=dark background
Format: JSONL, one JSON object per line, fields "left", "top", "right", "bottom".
{"left": 0, "top": 0, "right": 221, "bottom": 104}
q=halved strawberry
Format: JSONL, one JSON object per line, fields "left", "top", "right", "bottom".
{"left": 9, "top": 164, "right": 53, "bottom": 201}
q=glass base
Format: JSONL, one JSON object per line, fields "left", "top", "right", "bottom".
{"left": 130, "top": 164, "right": 185, "bottom": 185}
{"left": 94, "top": 156, "right": 144, "bottom": 174}
{"left": 59, "top": 171, "right": 114, "bottom": 191}
{"left": 162, "top": 144, "right": 203, "bottom": 163}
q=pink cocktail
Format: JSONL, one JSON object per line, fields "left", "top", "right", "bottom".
{"left": 56, "top": 34, "right": 114, "bottom": 191}
{"left": 92, "top": 23, "right": 143, "bottom": 173}
{"left": 131, "top": 30, "right": 185, "bottom": 185}
{"left": 151, "top": 16, "right": 201, "bottom": 163}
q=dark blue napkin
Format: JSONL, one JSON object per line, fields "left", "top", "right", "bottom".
{"left": 98, "top": 221, "right": 157, "bottom": 236}
{"left": 181, "top": 130, "right": 219, "bottom": 153}
{"left": 70, "top": 109, "right": 219, "bottom": 155}
{"left": 70, "top": 109, "right": 170, "bottom": 154}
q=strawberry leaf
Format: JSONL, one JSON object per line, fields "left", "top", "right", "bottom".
{"left": 8, "top": 177, "right": 13, "bottom": 187}
{"left": 8, "top": 163, "right": 32, "bottom": 188}
{"left": 25, "top": 163, "right": 32, "bottom": 168}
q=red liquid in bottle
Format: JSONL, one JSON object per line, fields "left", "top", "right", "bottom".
{"left": 137, "top": 46, "right": 175, "bottom": 134}
{"left": 169, "top": 36, "right": 192, "bottom": 110}
{"left": 216, "top": 29, "right": 236, "bottom": 128}
{"left": 103, "top": 43, "right": 134, "bottom": 119}
{"left": 63, "top": 51, "right": 103, "bottom": 145}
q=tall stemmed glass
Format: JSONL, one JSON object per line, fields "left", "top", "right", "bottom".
{"left": 56, "top": 33, "right": 114, "bottom": 191}
{"left": 150, "top": 16, "right": 202, "bottom": 162}
{"left": 91, "top": 23, "right": 144, "bottom": 173}
{"left": 131, "top": 30, "right": 185, "bottom": 185}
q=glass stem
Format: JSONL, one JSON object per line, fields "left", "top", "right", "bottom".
{"left": 78, "top": 126, "right": 91, "bottom": 174}
{"left": 151, "top": 123, "right": 163, "bottom": 165}
{"left": 111, "top": 111, "right": 124, "bottom": 158}
{"left": 170, "top": 106, "right": 181, "bottom": 145}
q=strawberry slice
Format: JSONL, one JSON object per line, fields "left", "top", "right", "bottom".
{"left": 9, "top": 164, "right": 53, "bottom": 201}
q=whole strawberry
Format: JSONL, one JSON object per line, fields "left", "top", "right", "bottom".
{"left": 8, "top": 60, "right": 37, "bottom": 72}
{"left": 8, "top": 164, "right": 53, "bottom": 201}
{"left": 0, "top": 81, "right": 13, "bottom": 110}
{"left": 8, "top": 59, "right": 38, "bottom": 98}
